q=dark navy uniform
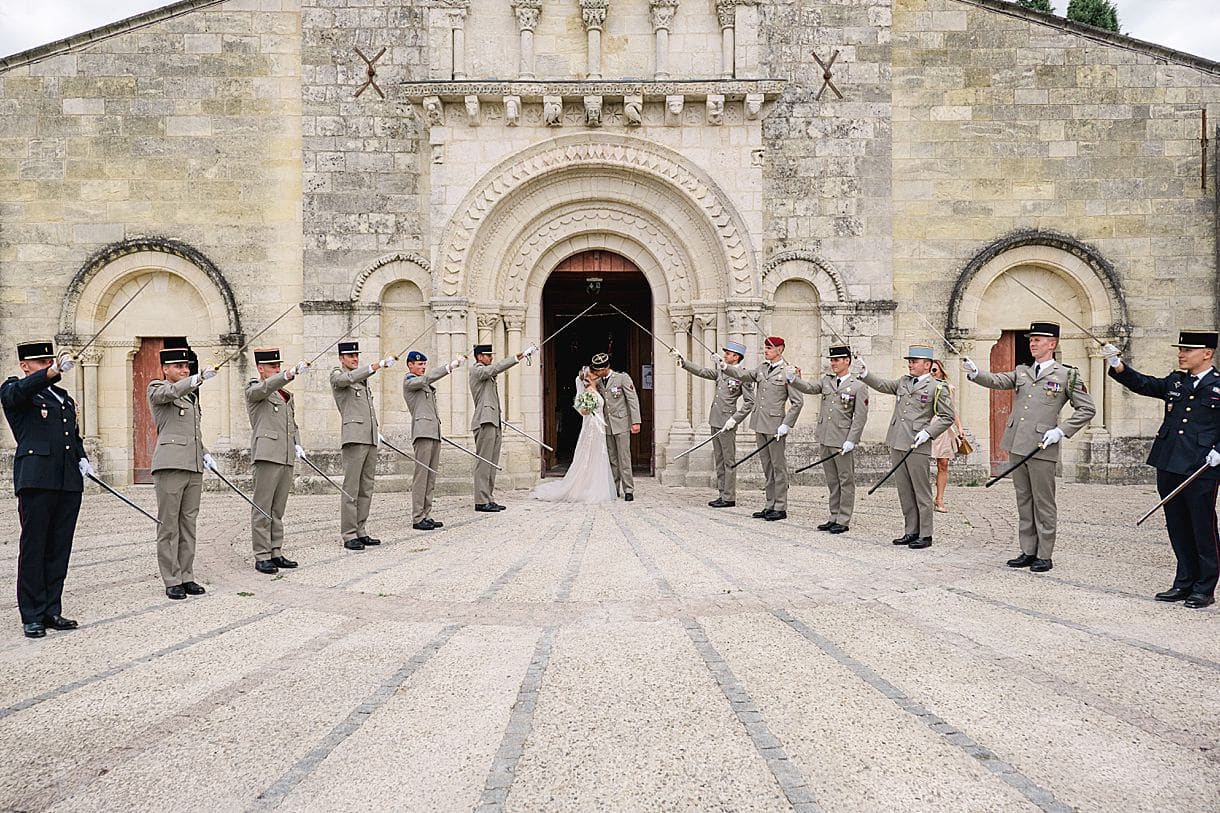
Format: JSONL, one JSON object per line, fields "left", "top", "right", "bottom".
{"left": 2, "top": 350, "right": 87, "bottom": 630}
{"left": 1110, "top": 362, "right": 1220, "bottom": 600}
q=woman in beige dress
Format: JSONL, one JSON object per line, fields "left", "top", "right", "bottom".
{"left": 929, "top": 359, "right": 964, "bottom": 512}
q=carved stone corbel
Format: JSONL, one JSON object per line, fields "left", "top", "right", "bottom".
{"left": 664, "top": 94, "right": 684, "bottom": 126}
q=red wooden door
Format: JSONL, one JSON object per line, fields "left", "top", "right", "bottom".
{"left": 989, "top": 332, "right": 1016, "bottom": 475}
{"left": 132, "top": 338, "right": 166, "bottom": 483}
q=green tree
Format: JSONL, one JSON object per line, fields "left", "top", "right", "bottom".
{"left": 1066, "top": 0, "right": 1120, "bottom": 32}
{"left": 1016, "top": 0, "right": 1054, "bottom": 12}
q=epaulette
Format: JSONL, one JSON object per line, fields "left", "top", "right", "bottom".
{"left": 2, "top": 375, "right": 17, "bottom": 384}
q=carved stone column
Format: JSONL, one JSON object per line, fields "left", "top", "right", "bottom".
{"left": 580, "top": 0, "right": 608, "bottom": 80}
{"left": 649, "top": 0, "right": 679, "bottom": 80}
{"left": 691, "top": 311, "right": 719, "bottom": 430}
{"left": 477, "top": 312, "right": 501, "bottom": 345}
{"left": 442, "top": 1, "right": 470, "bottom": 80}
{"left": 79, "top": 347, "right": 103, "bottom": 440}
{"left": 210, "top": 346, "right": 234, "bottom": 448}
{"left": 715, "top": 0, "right": 735, "bottom": 79}
{"left": 503, "top": 310, "right": 526, "bottom": 424}
{"left": 1086, "top": 341, "right": 1108, "bottom": 431}
{"left": 512, "top": 0, "right": 542, "bottom": 80}
{"left": 669, "top": 311, "right": 693, "bottom": 432}
{"left": 433, "top": 301, "right": 470, "bottom": 433}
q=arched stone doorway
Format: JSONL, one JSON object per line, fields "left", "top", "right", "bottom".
{"left": 540, "top": 251, "right": 654, "bottom": 476}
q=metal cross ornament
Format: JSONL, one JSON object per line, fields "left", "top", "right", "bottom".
{"left": 812, "top": 49, "right": 843, "bottom": 101}
{"left": 354, "top": 46, "right": 386, "bottom": 99}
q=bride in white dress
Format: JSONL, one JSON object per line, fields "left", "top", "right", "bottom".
{"left": 530, "top": 366, "right": 617, "bottom": 503}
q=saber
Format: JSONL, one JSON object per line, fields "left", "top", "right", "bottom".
{"left": 730, "top": 435, "right": 777, "bottom": 469}
{"left": 391, "top": 318, "right": 437, "bottom": 361}
{"left": 609, "top": 304, "right": 677, "bottom": 354}
{"left": 305, "top": 311, "right": 379, "bottom": 367}
{"left": 1137, "top": 462, "right": 1211, "bottom": 526}
{"left": 1007, "top": 276, "right": 1108, "bottom": 347}
{"left": 817, "top": 311, "right": 849, "bottom": 347}
{"left": 211, "top": 304, "right": 299, "bottom": 372}
{"left": 685, "top": 327, "right": 718, "bottom": 356}
{"left": 913, "top": 310, "right": 961, "bottom": 355}
{"left": 868, "top": 447, "right": 915, "bottom": 495}
{"left": 538, "top": 302, "right": 599, "bottom": 350}
{"left": 500, "top": 419, "right": 553, "bottom": 451}
{"left": 674, "top": 427, "right": 728, "bottom": 460}
{"left": 206, "top": 464, "right": 273, "bottom": 522}
{"left": 441, "top": 435, "right": 503, "bottom": 470}
{"left": 794, "top": 449, "right": 841, "bottom": 474}
{"left": 74, "top": 278, "right": 153, "bottom": 359}
{"left": 985, "top": 445, "right": 1044, "bottom": 488}
{"left": 85, "top": 472, "right": 160, "bottom": 525}
{"left": 379, "top": 435, "right": 439, "bottom": 474}
{"left": 297, "top": 454, "right": 356, "bottom": 501}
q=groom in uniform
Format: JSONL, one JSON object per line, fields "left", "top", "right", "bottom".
{"left": 591, "top": 353, "right": 641, "bottom": 501}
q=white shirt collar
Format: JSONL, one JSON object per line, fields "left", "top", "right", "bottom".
{"left": 915, "top": 373, "right": 930, "bottom": 383}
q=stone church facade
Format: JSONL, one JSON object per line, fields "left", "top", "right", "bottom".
{"left": 1, "top": 0, "right": 1218, "bottom": 489}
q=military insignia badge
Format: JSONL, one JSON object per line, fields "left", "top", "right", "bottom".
{"left": 40, "top": 408, "right": 48, "bottom": 419}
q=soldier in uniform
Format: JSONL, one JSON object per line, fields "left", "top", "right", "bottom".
{"left": 592, "top": 353, "right": 642, "bottom": 501}
{"left": 856, "top": 345, "right": 955, "bottom": 548}
{"left": 148, "top": 344, "right": 216, "bottom": 598}
{"left": 722, "top": 336, "right": 805, "bottom": 521}
{"left": 1, "top": 341, "right": 87, "bottom": 638}
{"left": 469, "top": 341, "right": 537, "bottom": 512}
{"left": 964, "top": 321, "right": 1095, "bottom": 572}
{"left": 330, "top": 340, "right": 395, "bottom": 551}
{"left": 670, "top": 340, "right": 755, "bottom": 507}
{"left": 1106, "top": 330, "right": 1220, "bottom": 608}
{"left": 404, "top": 350, "right": 464, "bottom": 530}
{"left": 790, "top": 345, "right": 870, "bottom": 533}
{"left": 246, "top": 348, "right": 307, "bottom": 574}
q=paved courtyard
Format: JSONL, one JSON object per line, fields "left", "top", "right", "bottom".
{"left": 0, "top": 478, "right": 1217, "bottom": 812}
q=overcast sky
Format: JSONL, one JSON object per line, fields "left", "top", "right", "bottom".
{"left": 1, "top": 0, "right": 1218, "bottom": 61}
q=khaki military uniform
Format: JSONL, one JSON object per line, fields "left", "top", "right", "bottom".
{"left": 331, "top": 364, "right": 379, "bottom": 542}
{"left": 790, "top": 373, "right": 869, "bottom": 525}
{"left": 404, "top": 365, "right": 451, "bottom": 523}
{"left": 597, "top": 370, "right": 642, "bottom": 497}
{"left": 860, "top": 372, "right": 955, "bottom": 538}
{"left": 469, "top": 356, "right": 519, "bottom": 505}
{"left": 246, "top": 371, "right": 300, "bottom": 561}
{"left": 971, "top": 361, "right": 1095, "bottom": 558}
{"left": 680, "top": 359, "right": 755, "bottom": 502}
{"left": 723, "top": 361, "right": 804, "bottom": 512}
{"left": 148, "top": 377, "right": 206, "bottom": 587}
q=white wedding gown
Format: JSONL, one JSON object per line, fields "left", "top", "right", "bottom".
{"left": 531, "top": 388, "right": 617, "bottom": 503}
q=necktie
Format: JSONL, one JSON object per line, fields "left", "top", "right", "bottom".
{"left": 835, "top": 377, "right": 842, "bottom": 388}
{"left": 1034, "top": 363, "right": 1042, "bottom": 379}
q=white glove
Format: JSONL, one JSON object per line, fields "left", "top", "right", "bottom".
{"left": 52, "top": 353, "right": 75, "bottom": 375}
{"left": 295, "top": 361, "right": 310, "bottom": 376}
{"left": 447, "top": 355, "right": 465, "bottom": 372}
{"left": 1101, "top": 343, "right": 1122, "bottom": 368}
{"left": 711, "top": 352, "right": 723, "bottom": 365}
{"left": 1207, "top": 449, "right": 1220, "bottom": 468}
{"left": 294, "top": 444, "right": 306, "bottom": 460}
{"left": 841, "top": 440, "right": 854, "bottom": 454}
{"left": 521, "top": 343, "right": 538, "bottom": 359}
{"left": 367, "top": 364, "right": 377, "bottom": 374}
{"left": 962, "top": 357, "right": 979, "bottom": 377}
{"left": 380, "top": 357, "right": 395, "bottom": 368}
{"left": 378, "top": 434, "right": 386, "bottom": 444}
{"left": 1041, "top": 427, "right": 1065, "bottom": 446}
{"left": 202, "top": 453, "right": 217, "bottom": 471}
{"left": 667, "top": 347, "right": 681, "bottom": 358}
{"left": 201, "top": 367, "right": 217, "bottom": 381}
{"left": 78, "top": 458, "right": 96, "bottom": 478}
{"left": 189, "top": 374, "right": 202, "bottom": 388}
{"left": 717, "top": 358, "right": 728, "bottom": 371}
{"left": 776, "top": 424, "right": 790, "bottom": 439}
{"left": 786, "top": 369, "right": 796, "bottom": 383}
{"left": 850, "top": 358, "right": 866, "bottom": 377}
{"left": 913, "top": 429, "right": 931, "bottom": 447}
{"left": 722, "top": 417, "right": 737, "bottom": 432}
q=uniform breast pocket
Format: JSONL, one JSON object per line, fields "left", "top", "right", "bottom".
{"left": 257, "top": 432, "right": 279, "bottom": 441}
{"left": 157, "top": 437, "right": 187, "bottom": 446}
{"left": 343, "top": 419, "right": 364, "bottom": 425}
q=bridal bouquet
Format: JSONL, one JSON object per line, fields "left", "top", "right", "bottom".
{"left": 574, "top": 391, "right": 599, "bottom": 415}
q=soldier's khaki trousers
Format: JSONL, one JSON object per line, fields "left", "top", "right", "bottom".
{"left": 341, "top": 442, "right": 377, "bottom": 541}
{"left": 474, "top": 424, "right": 503, "bottom": 504}
{"left": 892, "top": 448, "right": 934, "bottom": 537}
{"left": 606, "top": 431, "right": 634, "bottom": 496}
{"left": 412, "top": 438, "right": 441, "bottom": 523}
{"left": 758, "top": 432, "right": 789, "bottom": 512}
{"left": 1012, "top": 457, "right": 1058, "bottom": 558}
{"left": 153, "top": 469, "right": 201, "bottom": 586}
{"left": 711, "top": 425, "right": 738, "bottom": 501}
{"left": 822, "top": 444, "right": 856, "bottom": 525}
{"left": 252, "top": 460, "right": 293, "bottom": 560}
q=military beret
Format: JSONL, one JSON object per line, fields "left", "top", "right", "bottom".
{"left": 764, "top": 336, "right": 785, "bottom": 348}
{"left": 406, "top": 350, "right": 427, "bottom": 362}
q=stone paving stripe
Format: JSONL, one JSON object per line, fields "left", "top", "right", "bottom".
{"left": 0, "top": 608, "right": 282, "bottom": 720}
{"left": 0, "top": 598, "right": 174, "bottom": 655}
{"left": 332, "top": 515, "right": 490, "bottom": 589}
{"left": 946, "top": 587, "right": 1220, "bottom": 673}
{"left": 612, "top": 511, "right": 823, "bottom": 813}
{"left": 476, "top": 515, "right": 577, "bottom": 602}
{"left": 772, "top": 608, "right": 1073, "bottom": 813}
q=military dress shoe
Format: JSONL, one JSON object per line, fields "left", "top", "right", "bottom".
{"left": 181, "top": 582, "right": 206, "bottom": 596}
{"left": 166, "top": 585, "right": 187, "bottom": 600}
{"left": 827, "top": 523, "right": 849, "bottom": 534}
{"left": 343, "top": 538, "right": 366, "bottom": 551}
{"left": 413, "top": 519, "right": 437, "bottom": 531}
{"left": 708, "top": 499, "right": 735, "bottom": 508}
{"left": 429, "top": 519, "right": 444, "bottom": 528}
{"left": 1155, "top": 587, "right": 1192, "bottom": 602}
{"left": 270, "top": 556, "right": 298, "bottom": 569}
{"left": 908, "top": 537, "right": 933, "bottom": 550}
{"left": 892, "top": 533, "right": 918, "bottom": 546}
{"left": 359, "top": 536, "right": 381, "bottom": 546}
{"left": 753, "top": 509, "right": 770, "bottom": 519}
{"left": 1183, "top": 593, "right": 1215, "bottom": 609}
{"left": 255, "top": 560, "right": 279, "bottom": 575}
{"left": 764, "top": 510, "right": 787, "bottom": 521}
{"left": 816, "top": 520, "right": 836, "bottom": 531}
{"left": 43, "top": 614, "right": 78, "bottom": 630}
{"left": 1007, "top": 553, "right": 1038, "bottom": 568}
{"left": 491, "top": 503, "right": 507, "bottom": 511}
{"left": 22, "top": 622, "right": 46, "bottom": 639}
{"left": 475, "top": 504, "right": 499, "bottom": 512}
{"left": 624, "top": 493, "right": 634, "bottom": 502}
{"left": 1030, "top": 558, "right": 1053, "bottom": 573}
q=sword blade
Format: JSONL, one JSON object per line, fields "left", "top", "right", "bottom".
{"left": 1006, "top": 276, "right": 1107, "bottom": 347}
{"left": 538, "top": 302, "right": 598, "bottom": 349}
{"left": 86, "top": 472, "right": 161, "bottom": 524}
{"left": 794, "top": 450, "right": 841, "bottom": 474}
{"left": 212, "top": 304, "right": 299, "bottom": 371}
{"left": 306, "top": 311, "right": 380, "bottom": 366}
{"left": 912, "top": 310, "right": 960, "bottom": 355}
{"left": 500, "top": 420, "right": 554, "bottom": 451}
{"left": 208, "top": 465, "right": 273, "bottom": 522}
{"left": 441, "top": 435, "right": 503, "bottom": 470}
{"left": 392, "top": 318, "right": 437, "bottom": 361}
{"left": 867, "top": 447, "right": 915, "bottom": 495}
{"left": 298, "top": 455, "right": 356, "bottom": 501}
{"left": 379, "top": 436, "right": 439, "bottom": 474}
{"left": 730, "top": 435, "right": 776, "bottom": 469}
{"left": 1136, "top": 462, "right": 1211, "bottom": 526}
{"left": 673, "top": 428, "right": 725, "bottom": 460}
{"left": 74, "top": 278, "right": 154, "bottom": 358}
{"left": 609, "top": 304, "right": 676, "bottom": 353}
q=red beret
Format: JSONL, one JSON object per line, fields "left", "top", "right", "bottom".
{"left": 764, "top": 336, "right": 785, "bottom": 348}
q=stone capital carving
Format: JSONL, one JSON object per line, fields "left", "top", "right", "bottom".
{"left": 543, "top": 95, "right": 563, "bottom": 126}
{"left": 476, "top": 312, "right": 502, "bottom": 330}
{"left": 78, "top": 347, "right": 104, "bottom": 366}
{"left": 744, "top": 92, "right": 763, "bottom": 120}
{"left": 422, "top": 96, "right": 444, "bottom": 127}
{"left": 584, "top": 95, "right": 603, "bottom": 127}
{"left": 503, "top": 95, "right": 521, "bottom": 126}
{"left": 580, "top": 0, "right": 609, "bottom": 31}
{"left": 512, "top": 0, "right": 542, "bottom": 31}
{"left": 669, "top": 315, "right": 693, "bottom": 335}
{"left": 431, "top": 302, "right": 469, "bottom": 334}
{"left": 715, "top": 0, "right": 735, "bottom": 30}
{"left": 623, "top": 95, "right": 643, "bottom": 126}
{"left": 693, "top": 311, "right": 718, "bottom": 331}
{"left": 706, "top": 94, "right": 724, "bottom": 126}
{"left": 649, "top": 0, "right": 679, "bottom": 31}
{"left": 502, "top": 310, "right": 527, "bottom": 331}
{"left": 464, "top": 95, "right": 480, "bottom": 125}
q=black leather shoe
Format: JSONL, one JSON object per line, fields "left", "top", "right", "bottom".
{"left": 892, "top": 533, "right": 918, "bottom": 546}
{"left": 908, "top": 537, "right": 933, "bottom": 549}
{"left": 491, "top": 503, "right": 507, "bottom": 511}
{"left": 255, "top": 560, "right": 278, "bottom": 575}
{"left": 1007, "top": 553, "right": 1038, "bottom": 568}
{"left": 359, "top": 536, "right": 381, "bottom": 546}
{"left": 1184, "top": 593, "right": 1215, "bottom": 609}
{"left": 43, "top": 614, "right": 78, "bottom": 630}
{"left": 166, "top": 585, "right": 187, "bottom": 600}
{"left": 413, "top": 519, "right": 436, "bottom": 531}
{"left": 828, "top": 523, "right": 849, "bottom": 534}
{"left": 816, "top": 520, "right": 836, "bottom": 531}
{"left": 624, "top": 493, "right": 634, "bottom": 502}
{"left": 475, "top": 504, "right": 499, "bottom": 512}
{"left": 764, "top": 510, "right": 787, "bottom": 521}
{"left": 1030, "top": 558, "right": 1053, "bottom": 572}
{"left": 270, "top": 556, "right": 298, "bottom": 569}
{"left": 753, "top": 510, "right": 770, "bottom": 519}
{"left": 181, "top": 582, "right": 206, "bottom": 596}
{"left": 22, "top": 622, "right": 45, "bottom": 639}
{"left": 429, "top": 519, "right": 444, "bottom": 528}
{"left": 708, "top": 499, "right": 736, "bottom": 508}
{"left": 1155, "top": 587, "right": 1192, "bottom": 602}
{"left": 343, "top": 538, "right": 366, "bottom": 551}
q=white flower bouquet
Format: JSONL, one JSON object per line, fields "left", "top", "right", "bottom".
{"left": 574, "top": 391, "right": 599, "bottom": 415}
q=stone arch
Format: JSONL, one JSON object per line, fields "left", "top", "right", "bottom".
{"left": 350, "top": 252, "right": 433, "bottom": 304}
{"left": 761, "top": 249, "right": 848, "bottom": 305}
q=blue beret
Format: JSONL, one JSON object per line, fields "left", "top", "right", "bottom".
{"left": 406, "top": 350, "right": 427, "bottom": 362}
